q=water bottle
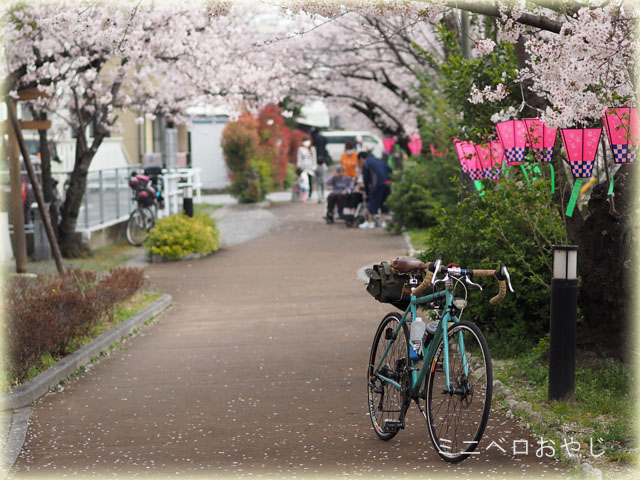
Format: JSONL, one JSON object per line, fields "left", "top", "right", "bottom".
{"left": 409, "top": 317, "right": 426, "bottom": 361}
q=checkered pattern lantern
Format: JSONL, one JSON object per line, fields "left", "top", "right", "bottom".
{"left": 454, "top": 141, "right": 469, "bottom": 175}
{"left": 460, "top": 142, "right": 484, "bottom": 180}
{"left": 603, "top": 107, "right": 639, "bottom": 164}
{"left": 496, "top": 120, "right": 527, "bottom": 165}
{"left": 560, "top": 128, "right": 602, "bottom": 217}
{"left": 474, "top": 141, "right": 504, "bottom": 182}
{"left": 523, "top": 118, "right": 557, "bottom": 162}
{"left": 383, "top": 138, "right": 396, "bottom": 155}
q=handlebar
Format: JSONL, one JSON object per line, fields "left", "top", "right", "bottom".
{"left": 411, "top": 258, "right": 514, "bottom": 305}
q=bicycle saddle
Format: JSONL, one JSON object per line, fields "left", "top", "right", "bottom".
{"left": 392, "top": 256, "right": 427, "bottom": 273}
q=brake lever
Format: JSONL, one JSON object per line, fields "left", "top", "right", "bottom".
{"left": 430, "top": 257, "right": 442, "bottom": 285}
{"left": 501, "top": 264, "right": 515, "bottom": 293}
{"left": 465, "top": 274, "right": 483, "bottom": 290}
{"left": 433, "top": 273, "right": 448, "bottom": 286}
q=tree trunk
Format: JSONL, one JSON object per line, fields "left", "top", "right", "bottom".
{"left": 57, "top": 137, "right": 100, "bottom": 257}
{"left": 573, "top": 165, "right": 633, "bottom": 359}
{"left": 36, "top": 122, "right": 62, "bottom": 238}
{"left": 513, "top": 33, "right": 630, "bottom": 357}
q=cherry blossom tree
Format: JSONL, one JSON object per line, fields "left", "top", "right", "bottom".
{"left": 280, "top": 0, "right": 636, "bottom": 347}
{"left": 270, "top": 6, "right": 443, "bottom": 151}
{"left": 1, "top": 0, "right": 294, "bottom": 255}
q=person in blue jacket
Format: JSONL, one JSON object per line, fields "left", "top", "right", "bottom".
{"left": 357, "top": 151, "right": 392, "bottom": 229}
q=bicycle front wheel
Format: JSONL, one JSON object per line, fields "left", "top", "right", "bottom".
{"left": 126, "top": 207, "right": 155, "bottom": 246}
{"left": 367, "top": 312, "right": 410, "bottom": 441}
{"left": 424, "top": 320, "right": 492, "bottom": 463}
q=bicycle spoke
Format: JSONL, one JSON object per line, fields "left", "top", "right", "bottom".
{"left": 367, "top": 312, "right": 409, "bottom": 441}
{"left": 424, "top": 321, "right": 492, "bottom": 462}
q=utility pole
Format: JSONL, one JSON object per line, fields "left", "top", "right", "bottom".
{"left": 4, "top": 88, "right": 64, "bottom": 274}
{"left": 6, "top": 98, "right": 28, "bottom": 273}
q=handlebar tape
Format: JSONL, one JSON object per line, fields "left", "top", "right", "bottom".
{"left": 412, "top": 266, "right": 507, "bottom": 304}
{"left": 412, "top": 270, "right": 434, "bottom": 297}
{"left": 490, "top": 280, "right": 507, "bottom": 305}
{"left": 471, "top": 269, "right": 506, "bottom": 304}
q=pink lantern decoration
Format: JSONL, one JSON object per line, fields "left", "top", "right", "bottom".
{"left": 474, "top": 141, "right": 504, "bottom": 182}
{"left": 408, "top": 134, "right": 422, "bottom": 155}
{"left": 454, "top": 141, "right": 469, "bottom": 175}
{"left": 602, "top": 107, "right": 639, "bottom": 164}
{"left": 523, "top": 118, "right": 557, "bottom": 162}
{"left": 496, "top": 119, "right": 527, "bottom": 165}
{"left": 430, "top": 144, "right": 444, "bottom": 157}
{"left": 382, "top": 137, "right": 396, "bottom": 155}
{"left": 560, "top": 128, "right": 602, "bottom": 178}
{"left": 459, "top": 142, "right": 484, "bottom": 180}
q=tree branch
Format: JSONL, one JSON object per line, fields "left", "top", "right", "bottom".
{"left": 439, "top": 0, "right": 563, "bottom": 34}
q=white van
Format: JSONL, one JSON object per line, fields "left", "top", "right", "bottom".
{"left": 319, "top": 130, "right": 384, "bottom": 163}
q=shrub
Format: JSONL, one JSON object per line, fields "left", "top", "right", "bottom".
{"left": 144, "top": 213, "right": 220, "bottom": 260}
{"left": 386, "top": 159, "right": 460, "bottom": 232}
{"left": 417, "top": 176, "right": 568, "bottom": 356}
{"left": 4, "top": 268, "right": 145, "bottom": 382}
{"left": 222, "top": 105, "right": 292, "bottom": 201}
{"left": 283, "top": 163, "right": 297, "bottom": 190}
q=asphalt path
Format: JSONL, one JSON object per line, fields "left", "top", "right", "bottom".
{"left": 12, "top": 201, "right": 568, "bottom": 478}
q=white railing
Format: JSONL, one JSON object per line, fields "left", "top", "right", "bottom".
{"left": 158, "top": 168, "right": 202, "bottom": 218}
{"left": 1, "top": 165, "right": 202, "bottom": 232}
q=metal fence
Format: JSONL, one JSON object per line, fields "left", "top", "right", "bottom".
{"left": 1, "top": 165, "right": 202, "bottom": 232}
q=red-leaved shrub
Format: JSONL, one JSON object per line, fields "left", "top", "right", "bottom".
{"left": 4, "top": 267, "right": 145, "bottom": 382}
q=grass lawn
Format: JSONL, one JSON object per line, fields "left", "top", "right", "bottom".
{"left": 14, "top": 202, "right": 223, "bottom": 276}
{"left": 492, "top": 340, "right": 637, "bottom": 475}
{"left": 406, "top": 228, "right": 430, "bottom": 253}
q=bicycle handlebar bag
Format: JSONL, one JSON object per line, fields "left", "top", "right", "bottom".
{"left": 365, "top": 261, "right": 422, "bottom": 311}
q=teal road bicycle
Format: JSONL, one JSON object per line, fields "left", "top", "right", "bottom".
{"left": 366, "top": 256, "right": 514, "bottom": 463}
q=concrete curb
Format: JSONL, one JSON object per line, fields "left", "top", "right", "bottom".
{"left": 1, "top": 294, "right": 172, "bottom": 411}
{"left": 0, "top": 407, "right": 30, "bottom": 479}
{"left": 402, "top": 232, "right": 417, "bottom": 257}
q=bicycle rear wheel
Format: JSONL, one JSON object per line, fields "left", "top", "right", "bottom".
{"left": 424, "top": 320, "right": 492, "bottom": 463}
{"left": 367, "top": 312, "right": 410, "bottom": 441}
{"left": 126, "top": 207, "right": 155, "bottom": 246}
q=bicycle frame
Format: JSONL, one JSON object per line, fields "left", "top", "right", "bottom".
{"left": 374, "top": 283, "right": 468, "bottom": 400}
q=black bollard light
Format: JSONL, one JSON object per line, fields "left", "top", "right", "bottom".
{"left": 183, "top": 186, "right": 194, "bottom": 217}
{"left": 548, "top": 245, "right": 578, "bottom": 402}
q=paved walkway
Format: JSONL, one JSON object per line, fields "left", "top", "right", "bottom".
{"left": 10, "top": 200, "right": 568, "bottom": 477}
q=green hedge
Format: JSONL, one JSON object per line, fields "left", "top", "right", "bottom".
{"left": 386, "top": 160, "right": 459, "bottom": 232}
{"left": 418, "top": 175, "right": 567, "bottom": 356}
{"left": 144, "top": 213, "right": 220, "bottom": 260}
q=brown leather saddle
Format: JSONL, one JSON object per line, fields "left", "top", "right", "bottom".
{"left": 391, "top": 256, "right": 428, "bottom": 274}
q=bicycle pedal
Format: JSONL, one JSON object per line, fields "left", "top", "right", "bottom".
{"left": 383, "top": 419, "right": 402, "bottom": 433}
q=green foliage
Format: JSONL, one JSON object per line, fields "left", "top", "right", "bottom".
{"left": 220, "top": 113, "right": 260, "bottom": 175}
{"left": 222, "top": 106, "right": 291, "bottom": 202}
{"left": 386, "top": 160, "right": 459, "bottom": 231}
{"left": 426, "top": 23, "right": 523, "bottom": 142}
{"left": 418, "top": 176, "right": 567, "bottom": 352}
{"left": 282, "top": 162, "right": 297, "bottom": 190}
{"left": 144, "top": 213, "right": 220, "bottom": 260}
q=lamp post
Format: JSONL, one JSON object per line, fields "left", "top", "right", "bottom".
{"left": 549, "top": 245, "right": 578, "bottom": 401}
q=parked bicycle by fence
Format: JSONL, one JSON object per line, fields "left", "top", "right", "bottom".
{"left": 126, "top": 172, "right": 165, "bottom": 246}
{"left": 365, "top": 255, "right": 514, "bottom": 463}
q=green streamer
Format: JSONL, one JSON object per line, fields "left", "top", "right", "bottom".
{"left": 474, "top": 180, "right": 485, "bottom": 197}
{"left": 565, "top": 178, "right": 584, "bottom": 217}
{"left": 519, "top": 164, "right": 531, "bottom": 186}
{"left": 549, "top": 164, "right": 555, "bottom": 194}
{"left": 608, "top": 176, "right": 615, "bottom": 196}
{"left": 532, "top": 164, "right": 543, "bottom": 181}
